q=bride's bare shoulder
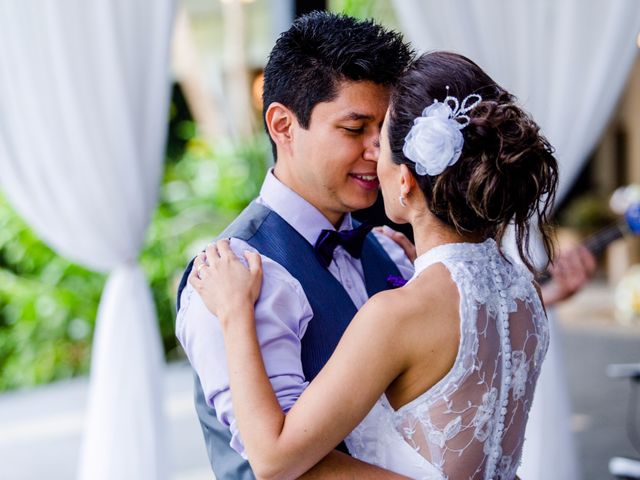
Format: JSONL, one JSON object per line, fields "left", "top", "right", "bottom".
{"left": 366, "top": 262, "right": 459, "bottom": 326}
{"left": 356, "top": 263, "right": 460, "bottom": 378}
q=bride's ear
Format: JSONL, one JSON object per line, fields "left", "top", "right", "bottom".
{"left": 399, "top": 164, "right": 417, "bottom": 197}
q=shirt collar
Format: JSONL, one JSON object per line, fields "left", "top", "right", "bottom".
{"left": 258, "top": 168, "right": 353, "bottom": 246}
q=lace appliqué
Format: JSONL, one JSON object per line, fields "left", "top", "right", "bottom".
{"left": 345, "top": 239, "right": 550, "bottom": 480}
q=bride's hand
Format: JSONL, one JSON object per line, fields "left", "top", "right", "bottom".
{"left": 374, "top": 225, "right": 417, "bottom": 263}
{"left": 189, "top": 239, "right": 263, "bottom": 325}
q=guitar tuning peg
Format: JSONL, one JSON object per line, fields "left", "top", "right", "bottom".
{"left": 610, "top": 184, "right": 640, "bottom": 215}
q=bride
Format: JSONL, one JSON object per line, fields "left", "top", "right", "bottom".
{"left": 190, "top": 51, "right": 558, "bottom": 479}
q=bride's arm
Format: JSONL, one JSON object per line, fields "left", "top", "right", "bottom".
{"left": 190, "top": 240, "right": 410, "bottom": 480}
{"left": 299, "top": 450, "right": 410, "bottom": 479}
{"left": 221, "top": 299, "right": 406, "bottom": 479}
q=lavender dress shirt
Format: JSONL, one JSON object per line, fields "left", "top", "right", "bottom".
{"left": 176, "top": 170, "right": 414, "bottom": 457}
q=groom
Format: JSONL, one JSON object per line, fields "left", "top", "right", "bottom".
{"left": 176, "top": 11, "right": 415, "bottom": 479}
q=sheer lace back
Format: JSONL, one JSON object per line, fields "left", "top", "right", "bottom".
{"left": 345, "top": 239, "right": 549, "bottom": 480}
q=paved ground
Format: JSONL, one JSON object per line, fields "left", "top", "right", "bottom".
{"left": 0, "top": 280, "right": 639, "bottom": 479}
{"left": 0, "top": 362, "right": 211, "bottom": 480}
{"left": 557, "top": 282, "right": 640, "bottom": 479}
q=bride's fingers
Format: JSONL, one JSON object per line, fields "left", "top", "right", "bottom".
{"left": 244, "top": 251, "right": 262, "bottom": 276}
{"left": 391, "top": 230, "right": 414, "bottom": 250}
{"left": 188, "top": 269, "right": 199, "bottom": 288}
{"left": 192, "top": 252, "right": 207, "bottom": 273}
{"left": 216, "top": 238, "right": 233, "bottom": 260}
{"left": 189, "top": 253, "right": 206, "bottom": 286}
{"left": 205, "top": 243, "right": 220, "bottom": 265}
{"left": 193, "top": 251, "right": 206, "bottom": 267}
{"left": 200, "top": 251, "right": 213, "bottom": 276}
{"left": 375, "top": 225, "right": 416, "bottom": 262}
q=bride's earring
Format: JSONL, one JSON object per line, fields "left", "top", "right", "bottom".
{"left": 399, "top": 195, "right": 407, "bottom": 207}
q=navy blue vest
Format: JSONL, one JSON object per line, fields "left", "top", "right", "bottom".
{"left": 177, "top": 201, "right": 402, "bottom": 480}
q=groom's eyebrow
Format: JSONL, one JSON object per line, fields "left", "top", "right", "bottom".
{"left": 338, "top": 112, "right": 375, "bottom": 122}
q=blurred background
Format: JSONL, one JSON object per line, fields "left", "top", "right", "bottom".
{"left": 0, "top": 0, "right": 639, "bottom": 479}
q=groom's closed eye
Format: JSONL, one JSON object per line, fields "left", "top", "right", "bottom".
{"left": 337, "top": 111, "right": 376, "bottom": 133}
{"left": 341, "top": 126, "right": 365, "bottom": 135}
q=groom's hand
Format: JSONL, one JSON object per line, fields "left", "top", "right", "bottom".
{"left": 374, "top": 225, "right": 417, "bottom": 263}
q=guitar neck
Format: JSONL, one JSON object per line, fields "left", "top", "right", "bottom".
{"left": 538, "top": 220, "right": 627, "bottom": 285}
{"left": 581, "top": 221, "right": 628, "bottom": 257}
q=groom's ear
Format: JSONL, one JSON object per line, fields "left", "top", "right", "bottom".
{"left": 265, "top": 102, "right": 295, "bottom": 154}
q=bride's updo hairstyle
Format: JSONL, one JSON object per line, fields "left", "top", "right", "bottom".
{"left": 387, "top": 51, "right": 558, "bottom": 271}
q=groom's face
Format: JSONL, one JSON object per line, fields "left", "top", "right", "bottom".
{"left": 289, "top": 81, "right": 389, "bottom": 224}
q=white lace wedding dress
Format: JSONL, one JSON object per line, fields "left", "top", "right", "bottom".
{"left": 345, "top": 239, "right": 549, "bottom": 479}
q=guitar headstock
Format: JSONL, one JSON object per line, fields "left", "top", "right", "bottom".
{"left": 610, "top": 184, "right": 640, "bottom": 215}
{"left": 610, "top": 186, "right": 640, "bottom": 236}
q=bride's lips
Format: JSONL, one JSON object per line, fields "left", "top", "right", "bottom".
{"left": 349, "top": 173, "right": 380, "bottom": 191}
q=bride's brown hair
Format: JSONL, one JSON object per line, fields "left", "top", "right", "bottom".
{"left": 387, "top": 51, "right": 558, "bottom": 271}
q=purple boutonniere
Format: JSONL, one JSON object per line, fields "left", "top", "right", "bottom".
{"left": 386, "top": 274, "right": 408, "bottom": 289}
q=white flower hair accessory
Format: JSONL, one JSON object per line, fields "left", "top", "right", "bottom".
{"left": 403, "top": 87, "right": 482, "bottom": 176}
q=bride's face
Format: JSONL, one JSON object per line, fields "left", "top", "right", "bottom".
{"left": 377, "top": 113, "right": 408, "bottom": 224}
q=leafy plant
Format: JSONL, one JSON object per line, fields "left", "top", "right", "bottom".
{"left": 142, "top": 134, "right": 270, "bottom": 359}
{"left": 0, "top": 132, "right": 271, "bottom": 391}
{"left": 329, "top": 0, "right": 398, "bottom": 24}
{"left": 0, "top": 195, "right": 104, "bottom": 390}
{"left": 558, "top": 193, "right": 617, "bottom": 235}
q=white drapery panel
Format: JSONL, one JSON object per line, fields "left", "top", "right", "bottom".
{"left": 0, "top": 1, "right": 175, "bottom": 478}
{"left": 391, "top": 0, "right": 640, "bottom": 203}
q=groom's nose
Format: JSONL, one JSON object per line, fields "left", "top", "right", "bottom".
{"left": 363, "top": 134, "right": 380, "bottom": 162}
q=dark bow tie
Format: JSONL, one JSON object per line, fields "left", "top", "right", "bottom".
{"left": 314, "top": 222, "right": 373, "bottom": 268}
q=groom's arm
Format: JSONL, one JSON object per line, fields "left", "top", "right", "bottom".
{"left": 177, "top": 242, "right": 313, "bottom": 457}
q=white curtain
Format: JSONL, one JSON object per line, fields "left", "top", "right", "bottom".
{"left": 391, "top": 2, "right": 640, "bottom": 479}
{"left": 0, "top": 1, "right": 175, "bottom": 479}
{"left": 392, "top": 0, "right": 640, "bottom": 203}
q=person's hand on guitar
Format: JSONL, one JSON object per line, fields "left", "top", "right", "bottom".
{"left": 539, "top": 193, "right": 640, "bottom": 305}
{"left": 540, "top": 244, "right": 596, "bottom": 306}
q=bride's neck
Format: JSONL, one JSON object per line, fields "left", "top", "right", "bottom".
{"left": 411, "top": 211, "right": 482, "bottom": 258}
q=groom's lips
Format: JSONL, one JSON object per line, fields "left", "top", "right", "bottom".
{"left": 350, "top": 173, "right": 379, "bottom": 191}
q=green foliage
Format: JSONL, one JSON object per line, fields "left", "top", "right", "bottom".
{"left": 0, "top": 196, "right": 104, "bottom": 390}
{"left": 0, "top": 131, "right": 271, "bottom": 391}
{"left": 558, "top": 193, "right": 617, "bottom": 234}
{"left": 142, "top": 133, "right": 271, "bottom": 360}
{"left": 330, "top": 0, "right": 377, "bottom": 18}
{"left": 329, "top": 0, "right": 398, "bottom": 24}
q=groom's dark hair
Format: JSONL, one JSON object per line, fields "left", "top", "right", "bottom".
{"left": 263, "top": 11, "right": 413, "bottom": 159}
